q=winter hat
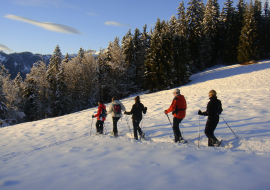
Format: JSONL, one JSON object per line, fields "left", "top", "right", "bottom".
{"left": 173, "top": 88, "right": 180, "bottom": 94}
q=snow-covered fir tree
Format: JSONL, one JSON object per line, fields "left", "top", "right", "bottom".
{"left": 22, "top": 76, "right": 39, "bottom": 121}
{"left": 77, "top": 47, "right": 84, "bottom": 64}
{"left": 63, "top": 53, "right": 70, "bottom": 64}
{"left": 46, "top": 45, "right": 62, "bottom": 117}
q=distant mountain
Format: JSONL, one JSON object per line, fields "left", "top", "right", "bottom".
{"left": 0, "top": 50, "right": 100, "bottom": 79}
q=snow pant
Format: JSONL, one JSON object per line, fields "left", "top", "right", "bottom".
{"left": 204, "top": 116, "right": 219, "bottom": 146}
{"left": 96, "top": 120, "right": 104, "bottom": 133}
{"left": 173, "top": 117, "right": 183, "bottom": 142}
{"left": 112, "top": 117, "right": 120, "bottom": 134}
{"left": 132, "top": 119, "right": 143, "bottom": 140}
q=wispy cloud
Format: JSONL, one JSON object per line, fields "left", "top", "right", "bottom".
{"left": 86, "top": 12, "right": 99, "bottom": 16}
{"left": 12, "top": 0, "right": 78, "bottom": 9}
{"left": 0, "top": 44, "right": 12, "bottom": 52}
{"left": 5, "top": 14, "right": 82, "bottom": 35}
{"left": 105, "top": 21, "right": 130, "bottom": 27}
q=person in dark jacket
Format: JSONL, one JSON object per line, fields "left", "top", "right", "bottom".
{"left": 92, "top": 101, "right": 106, "bottom": 134}
{"left": 165, "top": 88, "right": 187, "bottom": 143}
{"left": 198, "top": 90, "right": 223, "bottom": 146}
{"left": 124, "top": 96, "right": 147, "bottom": 140}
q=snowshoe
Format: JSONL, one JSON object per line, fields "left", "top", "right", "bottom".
{"left": 110, "top": 131, "right": 118, "bottom": 137}
{"left": 178, "top": 137, "right": 187, "bottom": 143}
{"left": 140, "top": 132, "right": 147, "bottom": 140}
{"left": 214, "top": 140, "right": 223, "bottom": 147}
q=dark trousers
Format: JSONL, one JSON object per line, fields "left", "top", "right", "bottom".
{"left": 96, "top": 120, "right": 104, "bottom": 133}
{"left": 204, "top": 116, "right": 219, "bottom": 146}
{"left": 173, "top": 117, "right": 183, "bottom": 142}
{"left": 112, "top": 117, "right": 120, "bottom": 134}
{"left": 132, "top": 119, "right": 143, "bottom": 139}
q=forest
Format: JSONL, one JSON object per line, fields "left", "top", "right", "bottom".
{"left": 0, "top": 0, "right": 270, "bottom": 126}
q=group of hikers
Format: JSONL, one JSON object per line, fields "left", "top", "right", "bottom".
{"left": 92, "top": 88, "right": 223, "bottom": 147}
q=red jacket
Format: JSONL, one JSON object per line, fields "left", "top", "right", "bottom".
{"left": 165, "top": 95, "right": 187, "bottom": 119}
{"left": 94, "top": 104, "right": 106, "bottom": 121}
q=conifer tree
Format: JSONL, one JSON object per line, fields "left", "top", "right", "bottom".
{"left": 186, "top": 0, "right": 205, "bottom": 72}
{"left": 55, "top": 65, "right": 68, "bottom": 115}
{"left": 0, "top": 80, "right": 8, "bottom": 120}
{"left": 221, "top": 0, "right": 238, "bottom": 64}
{"left": 63, "top": 53, "right": 69, "bottom": 64}
{"left": 262, "top": 0, "right": 270, "bottom": 58}
{"left": 201, "top": 0, "right": 221, "bottom": 68}
{"left": 177, "top": 1, "right": 189, "bottom": 37}
{"left": 77, "top": 47, "right": 84, "bottom": 64}
{"left": 46, "top": 45, "right": 62, "bottom": 117}
{"left": 237, "top": 1, "right": 259, "bottom": 62}
{"left": 144, "top": 18, "right": 166, "bottom": 91}
{"left": 23, "top": 76, "right": 39, "bottom": 121}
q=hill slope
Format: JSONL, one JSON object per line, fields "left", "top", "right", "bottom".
{"left": 1, "top": 61, "right": 270, "bottom": 190}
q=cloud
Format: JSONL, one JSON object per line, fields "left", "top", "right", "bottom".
{"left": 12, "top": 0, "right": 78, "bottom": 9}
{"left": 5, "top": 14, "right": 82, "bottom": 35}
{"left": 0, "top": 44, "right": 13, "bottom": 52}
{"left": 105, "top": 21, "right": 130, "bottom": 27}
{"left": 86, "top": 12, "right": 99, "bottom": 16}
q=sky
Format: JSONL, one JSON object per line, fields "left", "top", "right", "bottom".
{"left": 0, "top": 0, "right": 251, "bottom": 55}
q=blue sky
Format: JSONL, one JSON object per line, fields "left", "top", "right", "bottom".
{"left": 1, "top": 0, "right": 234, "bottom": 55}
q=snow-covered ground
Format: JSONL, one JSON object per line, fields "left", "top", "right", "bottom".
{"left": 1, "top": 61, "right": 270, "bottom": 190}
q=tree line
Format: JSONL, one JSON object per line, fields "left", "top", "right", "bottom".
{"left": 0, "top": 0, "right": 269, "bottom": 126}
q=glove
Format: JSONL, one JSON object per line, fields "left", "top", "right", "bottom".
{"left": 124, "top": 111, "right": 127, "bottom": 115}
{"left": 145, "top": 107, "right": 147, "bottom": 111}
{"left": 92, "top": 115, "right": 95, "bottom": 118}
{"left": 198, "top": 110, "right": 203, "bottom": 115}
{"left": 164, "top": 110, "right": 168, "bottom": 114}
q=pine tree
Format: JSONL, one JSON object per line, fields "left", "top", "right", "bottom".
{"left": 201, "top": 0, "right": 221, "bottom": 68}
{"left": 55, "top": 65, "right": 68, "bottom": 115}
{"left": 221, "top": 0, "right": 238, "bottom": 64}
{"left": 46, "top": 45, "right": 62, "bottom": 117}
{"left": 144, "top": 18, "right": 167, "bottom": 91}
{"left": 254, "top": 0, "right": 263, "bottom": 58}
{"left": 186, "top": 0, "right": 205, "bottom": 72}
{"left": 262, "top": 0, "right": 270, "bottom": 58}
{"left": 0, "top": 81, "right": 8, "bottom": 120}
{"left": 63, "top": 53, "right": 69, "bottom": 64}
{"left": 23, "top": 76, "right": 39, "bottom": 121}
{"left": 122, "top": 29, "right": 134, "bottom": 93}
{"left": 237, "top": 1, "right": 259, "bottom": 62}
{"left": 177, "top": 1, "right": 189, "bottom": 37}
{"left": 28, "top": 61, "right": 48, "bottom": 119}
{"left": 0, "top": 64, "right": 9, "bottom": 121}
{"left": 77, "top": 47, "right": 85, "bottom": 64}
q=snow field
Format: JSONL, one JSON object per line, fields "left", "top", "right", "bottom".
{"left": 1, "top": 60, "right": 270, "bottom": 189}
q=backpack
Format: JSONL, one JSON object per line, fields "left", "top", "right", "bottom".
{"left": 100, "top": 107, "right": 107, "bottom": 118}
{"left": 113, "top": 104, "right": 121, "bottom": 114}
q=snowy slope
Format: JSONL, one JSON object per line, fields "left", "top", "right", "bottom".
{"left": 1, "top": 61, "right": 270, "bottom": 190}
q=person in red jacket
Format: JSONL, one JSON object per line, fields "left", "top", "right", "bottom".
{"left": 92, "top": 101, "right": 106, "bottom": 134}
{"left": 165, "top": 88, "right": 187, "bottom": 143}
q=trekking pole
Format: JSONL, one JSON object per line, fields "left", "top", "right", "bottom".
{"left": 181, "top": 123, "right": 184, "bottom": 137}
{"left": 198, "top": 116, "right": 200, "bottom": 148}
{"left": 221, "top": 116, "right": 238, "bottom": 139}
{"left": 125, "top": 115, "right": 133, "bottom": 138}
{"left": 103, "top": 122, "right": 107, "bottom": 135}
{"left": 166, "top": 113, "right": 173, "bottom": 128}
{"left": 90, "top": 118, "right": 93, "bottom": 136}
